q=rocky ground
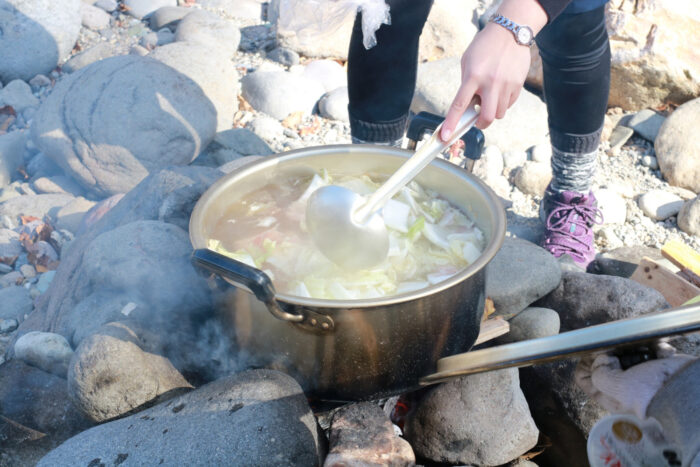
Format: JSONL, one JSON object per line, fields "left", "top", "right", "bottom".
{"left": 1, "top": 0, "right": 699, "bottom": 465}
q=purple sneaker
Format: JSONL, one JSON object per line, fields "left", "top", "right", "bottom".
{"left": 541, "top": 187, "right": 603, "bottom": 269}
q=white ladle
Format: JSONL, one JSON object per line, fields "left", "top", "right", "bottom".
{"left": 306, "top": 101, "right": 480, "bottom": 269}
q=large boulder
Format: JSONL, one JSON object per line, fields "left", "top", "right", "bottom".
{"left": 38, "top": 370, "right": 324, "bottom": 466}
{"left": 150, "top": 42, "right": 239, "bottom": 132}
{"left": 30, "top": 55, "right": 217, "bottom": 197}
{"left": 654, "top": 97, "right": 700, "bottom": 193}
{"left": 404, "top": 368, "right": 539, "bottom": 466}
{"left": 68, "top": 321, "right": 193, "bottom": 422}
{"left": 0, "top": 0, "right": 82, "bottom": 82}
{"left": 411, "top": 57, "right": 548, "bottom": 152}
{"left": 271, "top": 0, "right": 480, "bottom": 60}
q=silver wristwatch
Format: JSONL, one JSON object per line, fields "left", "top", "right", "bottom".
{"left": 488, "top": 14, "right": 535, "bottom": 46}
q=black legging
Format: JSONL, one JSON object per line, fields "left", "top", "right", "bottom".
{"left": 347, "top": 1, "right": 610, "bottom": 154}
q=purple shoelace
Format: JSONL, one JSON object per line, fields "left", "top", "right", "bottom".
{"left": 543, "top": 195, "right": 603, "bottom": 265}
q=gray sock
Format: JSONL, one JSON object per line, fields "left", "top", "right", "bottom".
{"left": 550, "top": 147, "right": 597, "bottom": 193}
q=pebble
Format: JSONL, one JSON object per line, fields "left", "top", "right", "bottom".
{"left": 594, "top": 188, "right": 627, "bottom": 224}
{"left": 247, "top": 116, "right": 284, "bottom": 142}
{"left": 140, "top": 31, "right": 159, "bottom": 49}
{"left": 150, "top": 6, "right": 190, "bottom": 30}
{"left": 156, "top": 28, "right": 175, "bottom": 45}
{"left": 0, "top": 263, "right": 12, "bottom": 274}
{"left": 94, "top": 0, "right": 118, "bottom": 12}
{"left": 641, "top": 154, "right": 659, "bottom": 169}
{"left": 129, "top": 45, "right": 150, "bottom": 56}
{"left": 628, "top": 109, "right": 666, "bottom": 142}
{"left": 530, "top": 143, "right": 552, "bottom": 163}
{"left": 265, "top": 47, "right": 300, "bottom": 67}
{"left": 318, "top": 86, "right": 350, "bottom": 123}
{"left": 62, "top": 42, "right": 116, "bottom": 74}
{"left": 0, "top": 80, "right": 40, "bottom": 112}
{"left": 0, "top": 271, "right": 23, "bottom": 288}
{"left": 678, "top": 195, "right": 700, "bottom": 236}
{"left": 498, "top": 307, "right": 560, "bottom": 343}
{"left": 81, "top": 3, "right": 112, "bottom": 30}
{"left": 638, "top": 189, "right": 684, "bottom": 220}
{"left": 503, "top": 149, "right": 528, "bottom": 170}
{"left": 14, "top": 331, "right": 74, "bottom": 377}
{"left": 174, "top": 10, "right": 241, "bottom": 58}
{"left": 28, "top": 74, "right": 52, "bottom": 90}
{"left": 514, "top": 161, "right": 552, "bottom": 197}
{"left": 302, "top": 60, "right": 346, "bottom": 93}
{"left": 608, "top": 125, "right": 634, "bottom": 154}
{"left": 0, "top": 318, "right": 19, "bottom": 333}
{"left": 19, "top": 264, "right": 36, "bottom": 279}
{"left": 36, "top": 270, "right": 57, "bottom": 293}
{"left": 241, "top": 70, "right": 325, "bottom": 120}
{"left": 473, "top": 145, "right": 504, "bottom": 180}
{"left": 123, "top": 0, "right": 177, "bottom": 19}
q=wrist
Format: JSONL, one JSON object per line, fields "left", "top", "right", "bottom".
{"left": 495, "top": 0, "right": 547, "bottom": 36}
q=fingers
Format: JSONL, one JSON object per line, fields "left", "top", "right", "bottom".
{"left": 475, "top": 87, "right": 498, "bottom": 130}
{"left": 440, "top": 81, "right": 478, "bottom": 142}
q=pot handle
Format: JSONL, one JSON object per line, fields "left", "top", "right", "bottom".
{"left": 420, "top": 302, "right": 700, "bottom": 386}
{"left": 192, "top": 248, "right": 320, "bottom": 325}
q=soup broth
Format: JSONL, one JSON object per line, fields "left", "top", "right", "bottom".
{"left": 208, "top": 170, "right": 485, "bottom": 299}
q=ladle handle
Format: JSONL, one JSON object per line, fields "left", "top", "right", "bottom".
{"left": 420, "top": 302, "right": 700, "bottom": 386}
{"left": 354, "top": 101, "right": 480, "bottom": 223}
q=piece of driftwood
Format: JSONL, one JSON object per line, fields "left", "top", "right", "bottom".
{"left": 630, "top": 257, "right": 700, "bottom": 307}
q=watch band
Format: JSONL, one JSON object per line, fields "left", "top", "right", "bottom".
{"left": 489, "top": 13, "right": 535, "bottom": 46}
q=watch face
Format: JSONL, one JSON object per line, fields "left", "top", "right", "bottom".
{"left": 517, "top": 27, "right": 532, "bottom": 44}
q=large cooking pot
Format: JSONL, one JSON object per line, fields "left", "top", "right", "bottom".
{"left": 189, "top": 144, "right": 506, "bottom": 401}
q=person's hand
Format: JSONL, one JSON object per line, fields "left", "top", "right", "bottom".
{"left": 439, "top": 24, "right": 531, "bottom": 141}
{"left": 575, "top": 348, "right": 696, "bottom": 418}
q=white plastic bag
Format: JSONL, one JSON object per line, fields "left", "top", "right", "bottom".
{"left": 278, "top": 0, "right": 391, "bottom": 49}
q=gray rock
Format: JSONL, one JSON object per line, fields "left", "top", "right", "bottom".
{"left": 678, "top": 195, "right": 700, "bottom": 236}
{"left": 80, "top": 2, "right": 111, "bottom": 30}
{"left": 123, "top": 0, "right": 176, "bottom": 19}
{"left": 26, "top": 152, "right": 62, "bottom": 179}
{"left": 266, "top": 47, "right": 300, "bottom": 66}
{"left": 326, "top": 402, "right": 415, "bottom": 466}
{"left": 0, "top": 270, "right": 23, "bottom": 287}
{"left": 655, "top": 97, "right": 700, "bottom": 193}
{"left": 0, "top": 285, "right": 33, "bottom": 320}
{"left": 149, "top": 5, "right": 189, "bottom": 30}
{"left": 515, "top": 161, "right": 551, "bottom": 197}
{"left": 498, "top": 307, "right": 560, "bottom": 344}
{"left": 404, "top": 368, "right": 538, "bottom": 466}
{"left": 318, "top": 86, "right": 349, "bottom": 123}
{"left": 641, "top": 154, "right": 659, "bottom": 170}
{"left": 0, "top": 0, "right": 82, "bottom": 82}
{"left": 0, "top": 80, "right": 40, "bottom": 112}
{"left": 0, "top": 360, "right": 93, "bottom": 443}
{"left": 77, "top": 193, "right": 124, "bottom": 234}
{"left": 0, "top": 130, "right": 28, "bottom": 187}
{"left": 14, "top": 331, "right": 73, "bottom": 377}
{"left": 94, "top": 0, "right": 117, "bottom": 12}
{"left": 589, "top": 245, "right": 663, "bottom": 278}
{"left": 594, "top": 188, "right": 627, "bottom": 224}
{"left": 241, "top": 70, "right": 325, "bottom": 120}
{"left": 68, "top": 321, "right": 192, "bottom": 422}
{"left": 174, "top": 10, "right": 241, "bottom": 57}
{"left": 195, "top": 128, "right": 273, "bottom": 166}
{"left": 61, "top": 42, "right": 116, "bottom": 74}
{"left": 31, "top": 55, "right": 217, "bottom": 197}
{"left": 128, "top": 44, "right": 149, "bottom": 56}
{"left": 247, "top": 115, "right": 284, "bottom": 142}
{"left": 638, "top": 189, "right": 684, "bottom": 220}
{"left": 139, "top": 31, "right": 159, "bottom": 49}
{"left": 486, "top": 237, "right": 562, "bottom": 319}
{"left": 535, "top": 271, "right": 669, "bottom": 331}
{"left": 608, "top": 125, "right": 634, "bottom": 153}
{"left": 19, "top": 263, "right": 36, "bottom": 278}
{"left": 530, "top": 143, "right": 552, "bottom": 163}
{"left": 39, "top": 370, "right": 324, "bottom": 466}
{"left": 151, "top": 42, "right": 239, "bottom": 132}
{"left": 28, "top": 74, "right": 52, "bottom": 90}
{"left": 36, "top": 270, "right": 56, "bottom": 293}
{"left": 503, "top": 149, "right": 528, "bottom": 170}
{"left": 473, "top": 145, "right": 504, "bottom": 180}
{"left": 31, "top": 175, "right": 86, "bottom": 196}
{"left": 156, "top": 27, "right": 175, "bottom": 45}
{"left": 0, "top": 194, "right": 74, "bottom": 224}
{"left": 302, "top": 59, "right": 346, "bottom": 93}
{"left": 0, "top": 317, "right": 18, "bottom": 333}
{"left": 628, "top": 109, "right": 666, "bottom": 142}
{"left": 199, "top": 0, "right": 263, "bottom": 20}
{"left": 0, "top": 262, "right": 12, "bottom": 273}
{"left": 55, "top": 197, "right": 96, "bottom": 233}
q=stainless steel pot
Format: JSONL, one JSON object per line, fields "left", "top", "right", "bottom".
{"left": 190, "top": 145, "right": 700, "bottom": 402}
{"left": 189, "top": 144, "right": 507, "bottom": 401}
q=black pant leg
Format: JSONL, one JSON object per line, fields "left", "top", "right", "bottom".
{"left": 536, "top": 6, "right": 611, "bottom": 153}
{"left": 347, "top": 0, "right": 434, "bottom": 142}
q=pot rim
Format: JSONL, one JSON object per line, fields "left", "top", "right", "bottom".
{"left": 189, "top": 144, "right": 506, "bottom": 310}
